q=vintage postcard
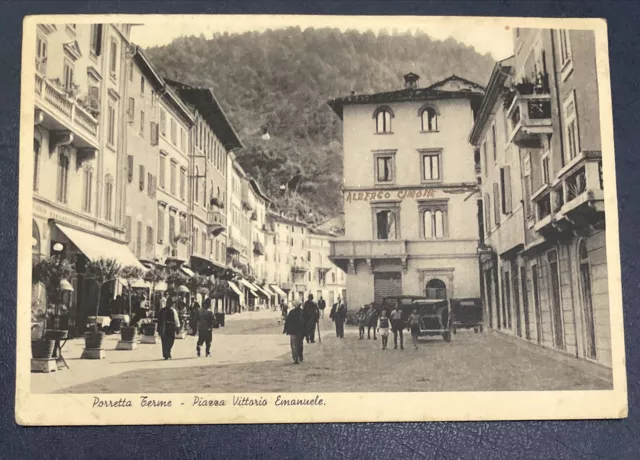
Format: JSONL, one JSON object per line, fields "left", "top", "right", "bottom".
{"left": 16, "top": 14, "right": 627, "bottom": 425}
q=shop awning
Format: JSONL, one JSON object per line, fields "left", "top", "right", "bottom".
{"left": 270, "top": 284, "right": 287, "bottom": 297}
{"left": 253, "top": 284, "right": 270, "bottom": 298}
{"left": 118, "top": 278, "right": 150, "bottom": 289}
{"left": 226, "top": 281, "right": 244, "bottom": 298}
{"left": 238, "top": 278, "right": 258, "bottom": 293}
{"left": 260, "top": 284, "right": 275, "bottom": 296}
{"left": 181, "top": 266, "right": 196, "bottom": 277}
{"left": 154, "top": 281, "right": 168, "bottom": 292}
{"left": 55, "top": 223, "right": 145, "bottom": 270}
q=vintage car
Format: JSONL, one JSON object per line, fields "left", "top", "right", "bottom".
{"left": 450, "top": 297, "right": 483, "bottom": 333}
{"left": 407, "top": 298, "right": 452, "bottom": 342}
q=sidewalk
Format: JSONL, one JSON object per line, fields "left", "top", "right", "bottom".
{"left": 31, "top": 315, "right": 290, "bottom": 394}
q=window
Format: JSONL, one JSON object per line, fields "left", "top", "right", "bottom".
{"left": 168, "top": 213, "right": 175, "bottom": 242}
{"left": 375, "top": 154, "right": 394, "bottom": 183}
{"left": 493, "top": 182, "right": 500, "bottom": 225}
{"left": 374, "top": 107, "right": 393, "bottom": 133}
{"left": 104, "top": 175, "right": 114, "bottom": 221}
{"left": 159, "top": 155, "right": 166, "bottom": 189}
{"left": 421, "top": 151, "right": 441, "bottom": 181}
{"left": 563, "top": 90, "right": 580, "bottom": 162}
{"left": 146, "top": 225, "right": 153, "bottom": 254}
{"left": 170, "top": 118, "right": 177, "bottom": 144}
{"left": 542, "top": 152, "right": 550, "bottom": 184}
{"left": 578, "top": 240, "right": 597, "bottom": 359}
{"left": 147, "top": 172, "right": 154, "bottom": 197}
{"left": 140, "top": 76, "right": 145, "bottom": 95}
{"left": 160, "top": 109, "right": 166, "bottom": 136}
{"left": 202, "top": 230, "right": 207, "bottom": 255}
{"left": 500, "top": 166, "right": 512, "bottom": 214}
{"left": 151, "top": 90, "right": 156, "bottom": 107}
{"left": 194, "top": 166, "right": 200, "bottom": 204}
{"left": 180, "top": 168, "right": 186, "bottom": 200}
{"left": 375, "top": 209, "right": 398, "bottom": 240}
{"left": 482, "top": 141, "right": 488, "bottom": 177}
{"left": 491, "top": 124, "right": 497, "bottom": 162}
{"left": 127, "top": 97, "right": 135, "bottom": 124}
{"left": 90, "top": 24, "right": 102, "bottom": 56}
{"left": 127, "top": 155, "right": 134, "bottom": 182}
{"left": 36, "top": 35, "right": 48, "bottom": 74}
{"left": 558, "top": 30, "right": 572, "bottom": 67}
{"left": 547, "top": 250, "right": 565, "bottom": 350}
{"left": 136, "top": 221, "right": 142, "bottom": 257}
{"left": 56, "top": 150, "right": 69, "bottom": 203}
{"left": 523, "top": 154, "right": 533, "bottom": 219}
{"left": 532, "top": 264, "right": 542, "bottom": 344}
{"left": 157, "top": 207, "right": 165, "bottom": 243}
{"left": 139, "top": 164, "right": 145, "bottom": 191}
{"left": 425, "top": 279, "right": 447, "bottom": 300}
{"left": 109, "top": 38, "right": 117, "bottom": 77}
{"left": 193, "top": 229, "right": 198, "bottom": 254}
{"left": 33, "top": 139, "right": 40, "bottom": 192}
{"left": 420, "top": 107, "right": 438, "bottom": 132}
{"left": 82, "top": 167, "right": 92, "bottom": 213}
{"left": 150, "top": 121, "right": 158, "bottom": 146}
{"left": 180, "top": 128, "right": 185, "bottom": 152}
{"left": 140, "top": 110, "right": 145, "bottom": 137}
{"left": 421, "top": 201, "right": 448, "bottom": 239}
{"left": 170, "top": 161, "right": 177, "bottom": 195}
{"left": 484, "top": 193, "right": 491, "bottom": 235}
{"left": 63, "top": 60, "right": 74, "bottom": 91}
{"left": 107, "top": 104, "right": 116, "bottom": 146}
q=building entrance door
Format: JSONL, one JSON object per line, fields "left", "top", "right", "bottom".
{"left": 374, "top": 272, "right": 402, "bottom": 303}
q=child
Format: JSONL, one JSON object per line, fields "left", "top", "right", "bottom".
{"left": 357, "top": 307, "right": 367, "bottom": 339}
{"left": 408, "top": 308, "right": 423, "bottom": 350}
{"left": 377, "top": 310, "right": 391, "bottom": 350}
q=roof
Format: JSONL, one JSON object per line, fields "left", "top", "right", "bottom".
{"left": 267, "top": 212, "right": 308, "bottom": 227}
{"left": 328, "top": 75, "right": 485, "bottom": 120}
{"left": 249, "top": 179, "right": 271, "bottom": 203}
{"left": 132, "top": 46, "right": 165, "bottom": 91}
{"left": 164, "top": 78, "right": 244, "bottom": 151}
{"left": 468, "top": 56, "right": 514, "bottom": 146}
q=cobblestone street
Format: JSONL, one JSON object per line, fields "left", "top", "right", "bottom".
{"left": 34, "top": 311, "right": 613, "bottom": 394}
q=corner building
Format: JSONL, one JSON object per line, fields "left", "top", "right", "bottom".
{"left": 328, "top": 74, "right": 484, "bottom": 309}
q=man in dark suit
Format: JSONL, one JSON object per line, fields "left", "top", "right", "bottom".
{"left": 283, "top": 301, "right": 305, "bottom": 364}
{"left": 302, "top": 294, "right": 319, "bottom": 343}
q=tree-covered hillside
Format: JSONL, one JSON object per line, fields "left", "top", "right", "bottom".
{"left": 145, "top": 27, "right": 496, "bottom": 223}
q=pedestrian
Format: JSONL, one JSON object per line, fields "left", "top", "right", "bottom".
{"left": 357, "top": 306, "right": 367, "bottom": 339}
{"left": 280, "top": 300, "right": 288, "bottom": 321}
{"left": 366, "top": 307, "right": 378, "bottom": 340}
{"left": 318, "top": 296, "right": 326, "bottom": 319}
{"left": 189, "top": 300, "right": 201, "bottom": 336}
{"left": 390, "top": 303, "right": 405, "bottom": 350}
{"left": 408, "top": 308, "right": 423, "bottom": 350}
{"left": 377, "top": 309, "right": 391, "bottom": 350}
{"left": 302, "top": 294, "right": 319, "bottom": 343}
{"left": 283, "top": 301, "right": 305, "bottom": 364}
{"left": 196, "top": 301, "right": 215, "bottom": 357}
{"left": 158, "top": 294, "right": 180, "bottom": 360}
{"left": 334, "top": 296, "right": 346, "bottom": 338}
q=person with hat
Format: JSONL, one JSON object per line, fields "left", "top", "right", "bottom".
{"left": 302, "top": 294, "right": 320, "bottom": 343}
{"left": 158, "top": 293, "right": 180, "bottom": 360}
{"left": 283, "top": 300, "right": 306, "bottom": 364}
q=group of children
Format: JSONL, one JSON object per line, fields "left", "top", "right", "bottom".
{"left": 356, "top": 305, "right": 424, "bottom": 350}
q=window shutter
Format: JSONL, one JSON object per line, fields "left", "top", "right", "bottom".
{"left": 139, "top": 164, "right": 145, "bottom": 191}
{"left": 524, "top": 178, "right": 532, "bottom": 219}
{"left": 493, "top": 183, "right": 500, "bottom": 225}
{"left": 88, "top": 86, "right": 100, "bottom": 106}
{"left": 150, "top": 121, "right": 158, "bottom": 145}
{"left": 128, "top": 98, "right": 134, "bottom": 123}
{"left": 504, "top": 166, "right": 512, "bottom": 213}
{"left": 127, "top": 155, "right": 133, "bottom": 182}
{"left": 96, "top": 25, "right": 102, "bottom": 56}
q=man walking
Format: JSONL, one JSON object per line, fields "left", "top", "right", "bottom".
{"left": 390, "top": 303, "right": 405, "bottom": 350}
{"left": 317, "top": 296, "right": 326, "bottom": 319}
{"left": 302, "top": 294, "right": 320, "bottom": 343}
{"left": 196, "top": 301, "right": 215, "bottom": 357}
{"left": 283, "top": 301, "right": 305, "bottom": 364}
{"left": 158, "top": 293, "right": 180, "bottom": 360}
{"left": 333, "top": 296, "right": 346, "bottom": 338}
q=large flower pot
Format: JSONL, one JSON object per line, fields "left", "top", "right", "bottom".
{"left": 84, "top": 331, "right": 105, "bottom": 350}
{"left": 141, "top": 323, "right": 157, "bottom": 336}
{"left": 31, "top": 339, "right": 55, "bottom": 359}
{"left": 120, "top": 326, "right": 137, "bottom": 342}
{"left": 45, "top": 329, "right": 68, "bottom": 341}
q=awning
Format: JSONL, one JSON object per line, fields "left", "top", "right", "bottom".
{"left": 154, "top": 281, "right": 168, "bottom": 292}
{"left": 270, "top": 284, "right": 287, "bottom": 297}
{"left": 119, "top": 278, "right": 150, "bottom": 289}
{"left": 226, "top": 281, "right": 244, "bottom": 298}
{"left": 238, "top": 278, "right": 258, "bottom": 293}
{"left": 260, "top": 284, "right": 275, "bottom": 296}
{"left": 181, "top": 266, "right": 196, "bottom": 277}
{"left": 253, "top": 284, "right": 270, "bottom": 298}
{"left": 55, "top": 223, "right": 145, "bottom": 270}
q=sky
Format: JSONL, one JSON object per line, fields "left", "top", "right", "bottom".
{"left": 129, "top": 15, "right": 515, "bottom": 61}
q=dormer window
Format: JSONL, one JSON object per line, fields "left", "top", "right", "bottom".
{"left": 373, "top": 106, "right": 393, "bottom": 134}
{"left": 419, "top": 105, "right": 438, "bottom": 132}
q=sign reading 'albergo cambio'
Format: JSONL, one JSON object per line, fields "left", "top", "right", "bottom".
{"left": 344, "top": 188, "right": 438, "bottom": 203}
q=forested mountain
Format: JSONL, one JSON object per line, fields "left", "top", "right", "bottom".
{"left": 145, "top": 27, "right": 496, "bottom": 224}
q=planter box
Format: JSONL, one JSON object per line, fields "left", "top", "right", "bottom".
{"left": 120, "top": 326, "right": 137, "bottom": 342}
{"left": 31, "top": 339, "right": 54, "bottom": 359}
{"left": 141, "top": 323, "right": 157, "bottom": 336}
{"left": 45, "top": 329, "right": 68, "bottom": 341}
{"left": 84, "top": 331, "right": 105, "bottom": 350}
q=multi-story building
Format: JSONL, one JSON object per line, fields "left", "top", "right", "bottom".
{"left": 327, "top": 73, "right": 484, "bottom": 310}
{"left": 32, "top": 23, "right": 144, "bottom": 325}
{"left": 248, "top": 179, "right": 273, "bottom": 303}
{"left": 123, "top": 46, "right": 162, "bottom": 263}
{"left": 155, "top": 84, "right": 194, "bottom": 266}
{"left": 308, "top": 229, "right": 347, "bottom": 308}
{"left": 471, "top": 28, "right": 609, "bottom": 366}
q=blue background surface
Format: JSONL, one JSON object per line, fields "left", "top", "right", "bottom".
{"left": 1, "top": 1, "right": 639, "bottom": 458}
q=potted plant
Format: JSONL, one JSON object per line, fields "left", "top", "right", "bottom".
{"left": 142, "top": 266, "right": 166, "bottom": 337}
{"left": 83, "top": 257, "right": 122, "bottom": 357}
{"left": 516, "top": 77, "right": 534, "bottom": 95}
{"left": 119, "top": 265, "right": 145, "bottom": 343}
{"left": 30, "top": 298, "right": 54, "bottom": 359}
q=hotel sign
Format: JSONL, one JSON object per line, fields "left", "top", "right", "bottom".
{"left": 344, "top": 188, "right": 438, "bottom": 203}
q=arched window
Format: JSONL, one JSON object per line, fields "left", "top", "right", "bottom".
{"left": 56, "top": 149, "right": 70, "bottom": 203}
{"left": 420, "top": 106, "right": 438, "bottom": 132}
{"left": 422, "top": 207, "right": 446, "bottom": 239}
{"left": 423, "top": 210, "right": 433, "bottom": 239}
{"left": 426, "top": 279, "right": 447, "bottom": 300}
{"left": 578, "top": 241, "right": 597, "bottom": 359}
{"left": 373, "top": 106, "right": 394, "bottom": 134}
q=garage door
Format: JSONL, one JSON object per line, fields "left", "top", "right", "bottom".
{"left": 374, "top": 272, "right": 402, "bottom": 303}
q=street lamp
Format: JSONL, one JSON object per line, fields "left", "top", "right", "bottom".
{"left": 53, "top": 242, "right": 64, "bottom": 252}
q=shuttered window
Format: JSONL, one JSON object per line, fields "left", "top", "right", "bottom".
{"left": 523, "top": 155, "right": 533, "bottom": 219}
{"left": 500, "top": 166, "right": 512, "bottom": 214}
{"left": 127, "top": 155, "right": 133, "bottom": 182}
{"left": 484, "top": 193, "right": 491, "bottom": 234}
{"left": 493, "top": 183, "right": 500, "bottom": 225}
{"left": 124, "top": 215, "right": 132, "bottom": 243}
{"left": 150, "top": 121, "right": 158, "bottom": 146}
{"left": 373, "top": 272, "right": 402, "bottom": 303}
{"left": 139, "top": 164, "right": 145, "bottom": 191}
{"left": 157, "top": 208, "right": 164, "bottom": 243}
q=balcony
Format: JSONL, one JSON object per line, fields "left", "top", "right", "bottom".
{"left": 291, "top": 260, "right": 310, "bottom": 273}
{"left": 330, "top": 240, "right": 407, "bottom": 259}
{"left": 209, "top": 197, "right": 224, "bottom": 209}
{"left": 253, "top": 240, "right": 265, "bottom": 255}
{"left": 34, "top": 75, "right": 99, "bottom": 150}
{"left": 507, "top": 93, "right": 552, "bottom": 147}
{"left": 207, "top": 210, "right": 226, "bottom": 236}
{"left": 555, "top": 151, "right": 604, "bottom": 227}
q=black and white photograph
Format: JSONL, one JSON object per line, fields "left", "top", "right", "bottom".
{"left": 16, "top": 15, "right": 626, "bottom": 425}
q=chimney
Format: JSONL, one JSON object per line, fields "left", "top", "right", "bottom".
{"left": 404, "top": 72, "right": 420, "bottom": 90}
